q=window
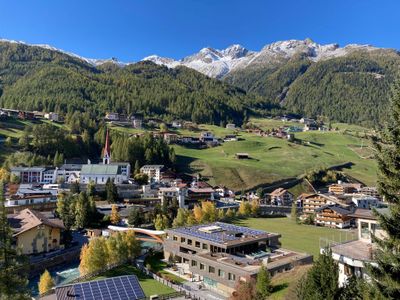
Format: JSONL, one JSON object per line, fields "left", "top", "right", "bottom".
{"left": 187, "top": 239, "right": 192, "bottom": 245}
{"left": 181, "top": 237, "right": 186, "bottom": 243}
{"left": 173, "top": 236, "right": 178, "bottom": 241}
{"left": 218, "top": 269, "right": 225, "bottom": 278}
{"left": 195, "top": 241, "right": 201, "bottom": 248}
{"left": 200, "top": 263, "right": 205, "bottom": 270}
{"left": 191, "top": 260, "right": 197, "bottom": 267}
{"left": 228, "top": 273, "right": 236, "bottom": 281}
{"left": 202, "top": 243, "right": 208, "bottom": 250}
{"left": 209, "top": 266, "right": 215, "bottom": 273}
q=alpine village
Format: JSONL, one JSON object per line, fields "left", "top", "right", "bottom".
{"left": 1, "top": 2, "right": 400, "bottom": 300}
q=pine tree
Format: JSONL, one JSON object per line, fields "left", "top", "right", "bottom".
{"left": 75, "top": 192, "right": 89, "bottom": 229}
{"left": 105, "top": 178, "right": 118, "bottom": 203}
{"left": 38, "top": 270, "right": 55, "bottom": 295}
{"left": 134, "top": 160, "right": 140, "bottom": 175}
{"left": 368, "top": 80, "right": 400, "bottom": 298}
{"left": 255, "top": 266, "right": 272, "bottom": 299}
{"left": 0, "top": 184, "right": 30, "bottom": 300}
{"left": 296, "top": 248, "right": 339, "bottom": 300}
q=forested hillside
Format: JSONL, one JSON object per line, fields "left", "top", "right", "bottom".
{"left": 225, "top": 50, "right": 400, "bottom": 127}
{"left": 0, "top": 41, "right": 250, "bottom": 125}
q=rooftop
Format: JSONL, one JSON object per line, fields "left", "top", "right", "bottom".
{"left": 81, "top": 164, "right": 120, "bottom": 175}
{"left": 331, "top": 240, "right": 375, "bottom": 262}
{"left": 55, "top": 275, "right": 145, "bottom": 300}
{"left": 167, "top": 222, "right": 276, "bottom": 245}
{"left": 7, "top": 209, "right": 64, "bottom": 236}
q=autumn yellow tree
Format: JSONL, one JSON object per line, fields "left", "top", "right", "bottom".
{"left": 38, "top": 270, "right": 55, "bottom": 295}
{"left": 238, "top": 201, "right": 252, "bottom": 217}
{"left": 110, "top": 204, "right": 121, "bottom": 225}
{"left": 0, "top": 168, "right": 10, "bottom": 182}
{"left": 201, "top": 201, "right": 217, "bottom": 222}
{"left": 79, "top": 237, "right": 109, "bottom": 276}
{"left": 124, "top": 231, "right": 141, "bottom": 262}
{"left": 79, "top": 243, "right": 90, "bottom": 276}
{"left": 193, "top": 205, "right": 203, "bottom": 223}
{"left": 250, "top": 200, "right": 260, "bottom": 216}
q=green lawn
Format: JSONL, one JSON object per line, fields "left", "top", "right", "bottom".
{"left": 234, "top": 217, "right": 357, "bottom": 257}
{"left": 91, "top": 264, "right": 176, "bottom": 297}
{"left": 144, "top": 252, "right": 187, "bottom": 284}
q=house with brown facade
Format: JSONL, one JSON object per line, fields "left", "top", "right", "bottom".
{"left": 315, "top": 205, "right": 353, "bottom": 228}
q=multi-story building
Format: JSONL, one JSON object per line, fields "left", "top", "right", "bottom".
{"left": 140, "top": 165, "right": 164, "bottom": 183}
{"left": 269, "top": 188, "right": 294, "bottom": 206}
{"left": 11, "top": 167, "right": 46, "bottom": 183}
{"left": 164, "top": 222, "right": 312, "bottom": 297}
{"left": 328, "top": 181, "right": 363, "bottom": 194}
{"left": 315, "top": 205, "right": 353, "bottom": 228}
{"left": 302, "top": 193, "right": 349, "bottom": 214}
{"left": 5, "top": 184, "right": 58, "bottom": 208}
{"left": 8, "top": 209, "right": 65, "bottom": 255}
{"left": 359, "top": 186, "right": 381, "bottom": 200}
{"left": 351, "top": 195, "right": 380, "bottom": 209}
{"left": 329, "top": 208, "right": 387, "bottom": 286}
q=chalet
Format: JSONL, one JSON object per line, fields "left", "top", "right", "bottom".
{"left": 226, "top": 123, "right": 236, "bottom": 129}
{"left": 44, "top": 112, "right": 60, "bottom": 122}
{"left": 224, "top": 134, "right": 238, "bottom": 142}
{"left": 105, "top": 112, "right": 119, "bottom": 121}
{"left": 18, "top": 111, "right": 35, "bottom": 120}
{"left": 200, "top": 131, "right": 216, "bottom": 143}
{"left": 359, "top": 186, "right": 381, "bottom": 200}
{"left": 8, "top": 209, "right": 64, "bottom": 255}
{"left": 186, "top": 187, "right": 215, "bottom": 208}
{"left": 301, "top": 193, "right": 351, "bottom": 214}
{"left": 5, "top": 183, "right": 58, "bottom": 208}
{"left": 315, "top": 205, "right": 353, "bottom": 228}
{"left": 299, "top": 117, "right": 316, "bottom": 125}
{"left": 269, "top": 188, "right": 294, "bottom": 206}
{"left": 235, "top": 153, "right": 249, "bottom": 159}
{"left": 328, "top": 181, "right": 363, "bottom": 194}
{"left": 303, "top": 123, "right": 318, "bottom": 131}
{"left": 172, "top": 120, "right": 182, "bottom": 128}
{"left": 130, "top": 113, "right": 143, "bottom": 129}
{"left": 164, "top": 133, "right": 178, "bottom": 144}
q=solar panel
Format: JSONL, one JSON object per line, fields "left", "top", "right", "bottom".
{"left": 55, "top": 275, "right": 146, "bottom": 300}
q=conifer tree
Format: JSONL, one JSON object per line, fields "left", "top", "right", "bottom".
{"left": 296, "top": 248, "right": 339, "bottom": 300}
{"left": 0, "top": 184, "right": 30, "bottom": 300}
{"left": 368, "top": 80, "right": 400, "bottom": 298}
{"left": 255, "top": 265, "right": 272, "bottom": 299}
{"left": 38, "top": 270, "right": 55, "bottom": 295}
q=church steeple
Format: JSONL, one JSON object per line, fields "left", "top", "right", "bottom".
{"left": 103, "top": 129, "right": 111, "bottom": 164}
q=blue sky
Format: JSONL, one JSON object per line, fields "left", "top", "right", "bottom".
{"left": 0, "top": 0, "right": 399, "bottom": 61}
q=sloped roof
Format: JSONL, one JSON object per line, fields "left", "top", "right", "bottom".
{"left": 8, "top": 209, "right": 64, "bottom": 236}
{"left": 81, "top": 164, "right": 119, "bottom": 175}
{"left": 315, "top": 204, "right": 352, "bottom": 215}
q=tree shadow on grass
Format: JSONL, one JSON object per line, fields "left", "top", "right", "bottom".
{"left": 271, "top": 282, "right": 289, "bottom": 294}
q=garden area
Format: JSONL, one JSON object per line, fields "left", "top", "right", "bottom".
{"left": 92, "top": 264, "right": 176, "bottom": 297}
{"left": 144, "top": 252, "right": 187, "bottom": 284}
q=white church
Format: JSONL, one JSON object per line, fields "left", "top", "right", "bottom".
{"left": 80, "top": 130, "right": 131, "bottom": 184}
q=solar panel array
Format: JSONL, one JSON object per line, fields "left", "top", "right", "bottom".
{"left": 55, "top": 275, "right": 145, "bottom": 300}
{"left": 172, "top": 222, "right": 267, "bottom": 244}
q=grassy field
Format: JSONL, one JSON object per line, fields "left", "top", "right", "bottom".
{"left": 107, "top": 118, "right": 378, "bottom": 191}
{"left": 174, "top": 130, "right": 377, "bottom": 191}
{"left": 92, "top": 264, "right": 176, "bottom": 297}
{"left": 234, "top": 217, "right": 357, "bottom": 257}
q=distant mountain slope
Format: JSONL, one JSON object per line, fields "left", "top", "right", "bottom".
{"left": 0, "top": 41, "right": 249, "bottom": 125}
{"left": 0, "top": 38, "right": 399, "bottom": 127}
